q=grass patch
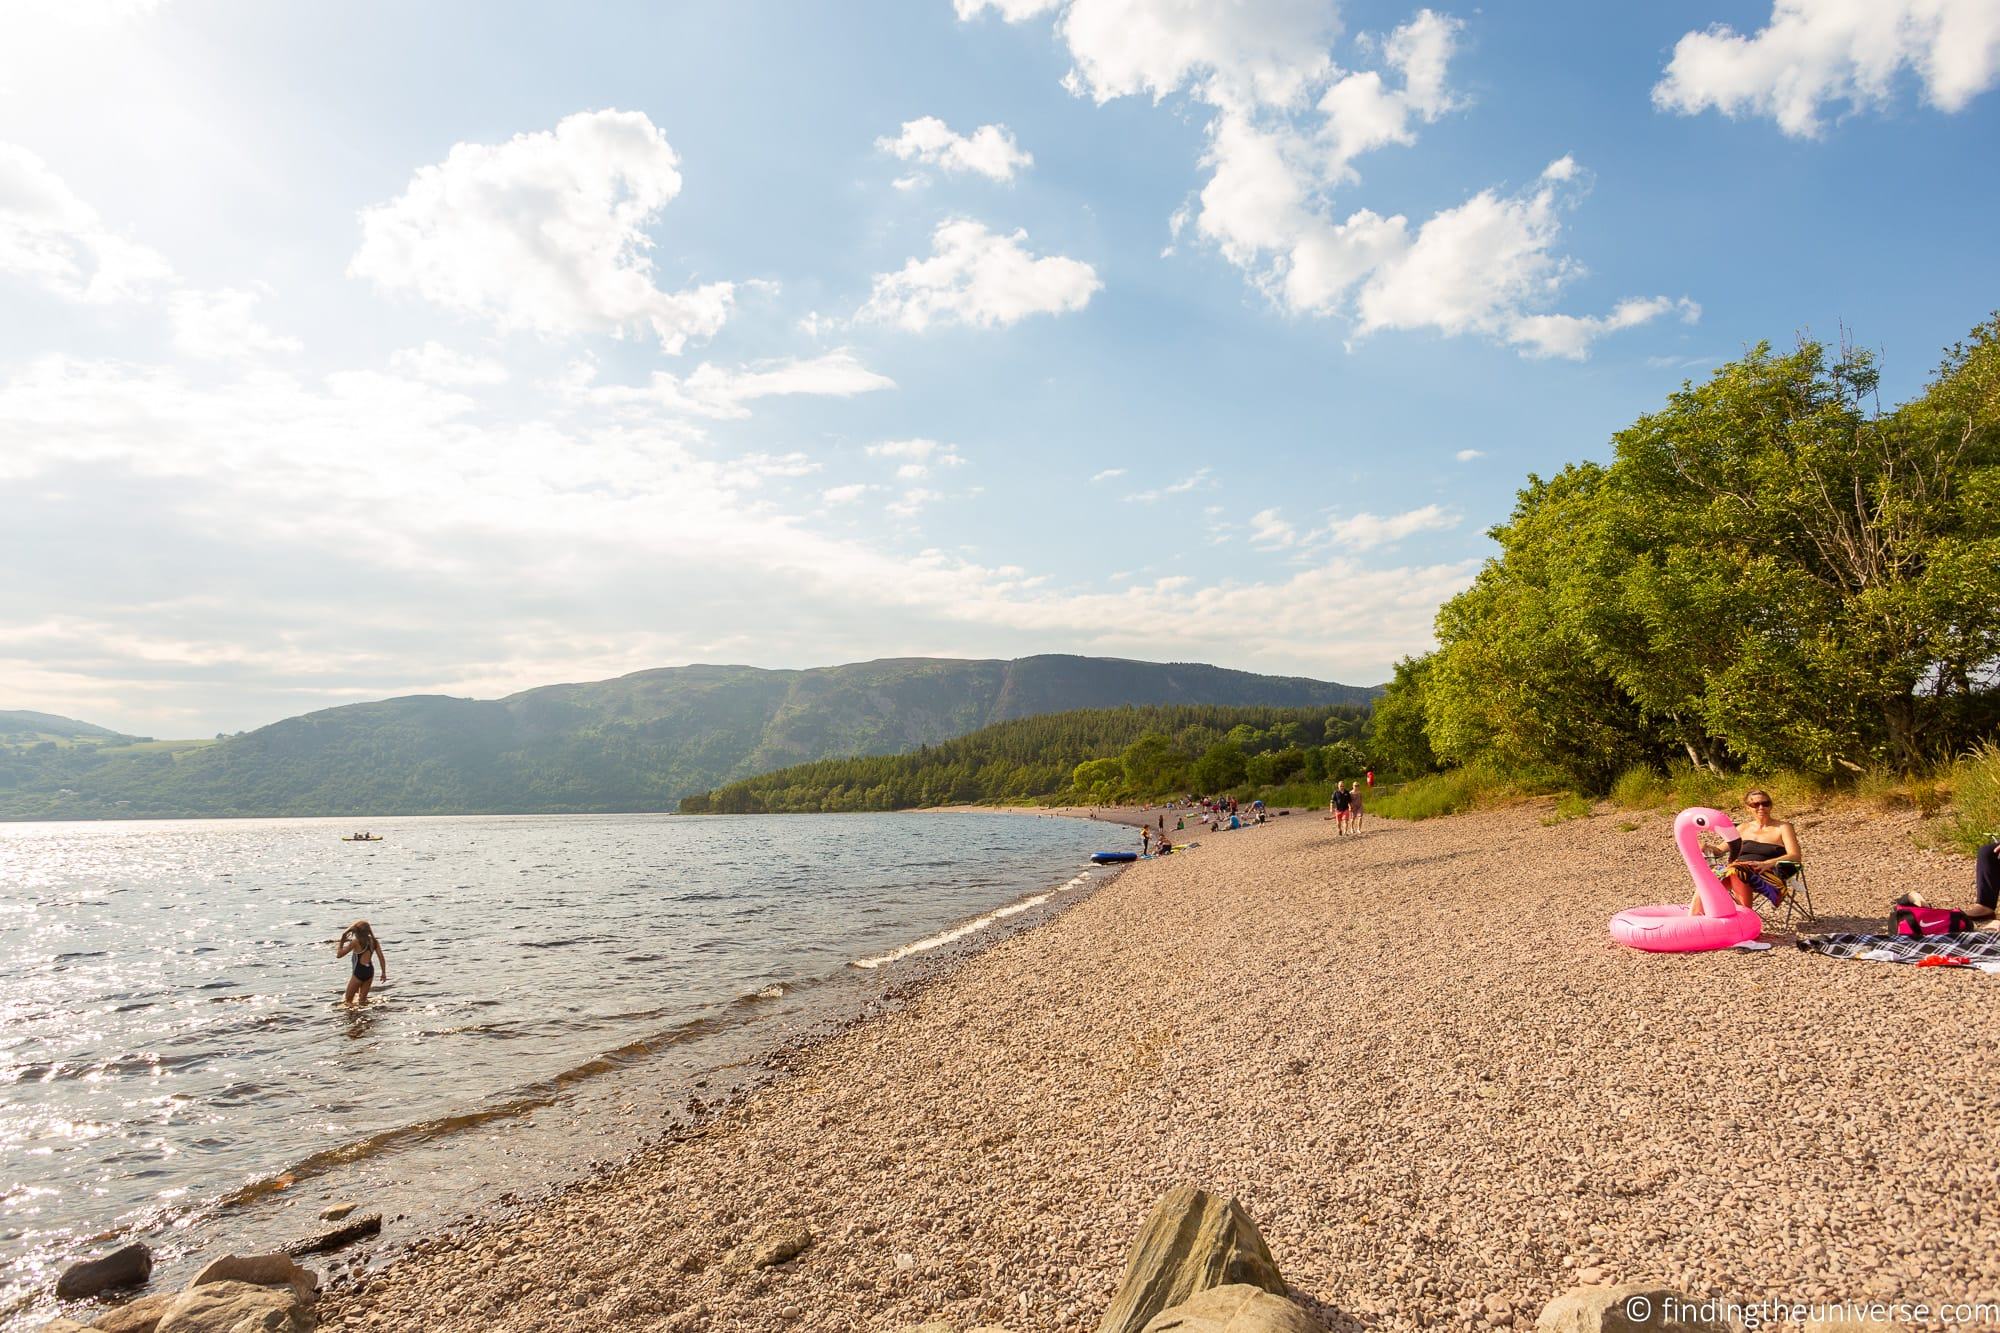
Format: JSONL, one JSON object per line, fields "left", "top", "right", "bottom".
{"left": 1615, "top": 820, "right": 1641, "bottom": 832}
{"left": 1540, "top": 791, "right": 1593, "bottom": 825}
{"left": 1934, "top": 743, "right": 2000, "bottom": 854}
{"left": 1369, "top": 760, "right": 1559, "bottom": 821}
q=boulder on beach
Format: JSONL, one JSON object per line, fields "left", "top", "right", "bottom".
{"left": 1535, "top": 1284, "right": 1730, "bottom": 1333}
{"left": 728, "top": 1220, "right": 812, "bottom": 1269}
{"left": 317, "top": 1203, "right": 356, "bottom": 1221}
{"left": 1141, "top": 1283, "right": 1323, "bottom": 1333}
{"left": 1097, "top": 1186, "right": 1287, "bottom": 1333}
{"left": 55, "top": 1242, "right": 154, "bottom": 1300}
{"left": 43, "top": 1319, "right": 106, "bottom": 1333}
{"left": 190, "top": 1252, "right": 320, "bottom": 1300}
{"left": 92, "top": 1292, "right": 179, "bottom": 1333}
{"left": 153, "top": 1278, "right": 315, "bottom": 1333}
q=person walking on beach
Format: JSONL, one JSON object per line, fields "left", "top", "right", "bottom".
{"left": 1330, "top": 782, "right": 1352, "bottom": 834}
{"left": 336, "top": 920, "right": 388, "bottom": 1005}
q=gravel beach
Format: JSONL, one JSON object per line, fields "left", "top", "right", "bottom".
{"left": 315, "top": 802, "right": 1999, "bottom": 1332}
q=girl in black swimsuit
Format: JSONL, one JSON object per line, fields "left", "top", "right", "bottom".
{"left": 336, "top": 920, "right": 388, "bottom": 1006}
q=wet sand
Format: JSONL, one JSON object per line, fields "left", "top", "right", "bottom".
{"left": 316, "top": 802, "right": 1999, "bottom": 1332}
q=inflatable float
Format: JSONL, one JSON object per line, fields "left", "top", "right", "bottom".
{"left": 1090, "top": 851, "right": 1138, "bottom": 864}
{"left": 1608, "top": 807, "right": 1762, "bottom": 952}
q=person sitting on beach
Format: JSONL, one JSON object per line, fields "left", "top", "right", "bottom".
{"left": 336, "top": 919, "right": 389, "bottom": 1005}
{"left": 1157, "top": 833, "right": 1174, "bottom": 855}
{"left": 1690, "top": 789, "right": 1803, "bottom": 915}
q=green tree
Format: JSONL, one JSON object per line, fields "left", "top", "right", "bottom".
{"left": 1195, "top": 742, "right": 1248, "bottom": 792}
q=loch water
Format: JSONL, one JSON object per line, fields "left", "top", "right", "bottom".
{"left": 0, "top": 810, "right": 1123, "bottom": 1311}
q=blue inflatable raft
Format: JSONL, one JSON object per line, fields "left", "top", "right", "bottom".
{"left": 1090, "top": 851, "right": 1138, "bottom": 864}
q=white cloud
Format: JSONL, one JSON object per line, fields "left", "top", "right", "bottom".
{"left": 954, "top": 0, "right": 1061, "bottom": 19}
{"left": 0, "top": 352, "right": 1467, "bottom": 730}
{"left": 1507, "top": 296, "right": 1702, "bottom": 361}
{"left": 878, "top": 116, "right": 1033, "bottom": 182}
{"left": 887, "top": 487, "right": 944, "bottom": 517}
{"left": 0, "top": 141, "right": 173, "bottom": 303}
{"left": 573, "top": 349, "right": 894, "bottom": 419}
{"left": 1454, "top": 448, "right": 1484, "bottom": 461}
{"left": 1091, "top": 467, "right": 1126, "bottom": 482}
{"left": 1654, "top": 0, "right": 2000, "bottom": 138}
{"left": 1056, "top": 0, "right": 1340, "bottom": 111}
{"left": 1313, "top": 504, "right": 1456, "bottom": 551}
{"left": 1129, "top": 465, "right": 1215, "bottom": 502}
{"left": 349, "top": 109, "right": 734, "bottom": 353}
{"left": 390, "top": 341, "right": 508, "bottom": 386}
{"left": 167, "top": 286, "right": 301, "bottom": 361}
{"left": 866, "top": 438, "right": 967, "bottom": 479}
{"left": 857, "top": 219, "right": 1100, "bottom": 332}
{"left": 1248, "top": 507, "right": 1297, "bottom": 548}
{"left": 966, "top": 6, "right": 1690, "bottom": 360}
{"left": 822, "top": 482, "right": 872, "bottom": 505}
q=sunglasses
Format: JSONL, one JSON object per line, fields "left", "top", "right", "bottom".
{"left": 1746, "top": 800, "right": 1771, "bottom": 809}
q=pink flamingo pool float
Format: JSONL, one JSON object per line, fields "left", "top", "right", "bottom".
{"left": 1608, "top": 806, "right": 1764, "bottom": 952}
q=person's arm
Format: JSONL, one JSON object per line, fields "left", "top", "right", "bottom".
{"left": 374, "top": 941, "right": 389, "bottom": 983}
{"left": 335, "top": 934, "right": 354, "bottom": 959}
{"left": 1777, "top": 822, "right": 1803, "bottom": 866}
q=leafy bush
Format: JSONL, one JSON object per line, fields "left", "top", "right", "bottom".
{"left": 1368, "top": 761, "right": 1558, "bottom": 821}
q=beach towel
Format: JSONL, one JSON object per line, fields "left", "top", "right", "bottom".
{"left": 1796, "top": 932, "right": 2000, "bottom": 973}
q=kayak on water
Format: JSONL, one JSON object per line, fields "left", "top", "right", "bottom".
{"left": 1090, "top": 851, "right": 1137, "bottom": 864}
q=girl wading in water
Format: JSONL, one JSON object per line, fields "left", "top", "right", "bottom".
{"left": 336, "top": 920, "right": 389, "bottom": 1005}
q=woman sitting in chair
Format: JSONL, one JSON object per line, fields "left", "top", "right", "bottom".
{"left": 1721, "top": 788, "right": 1803, "bottom": 910}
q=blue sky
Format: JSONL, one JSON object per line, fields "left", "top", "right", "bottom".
{"left": 4, "top": 0, "right": 1997, "bottom": 736}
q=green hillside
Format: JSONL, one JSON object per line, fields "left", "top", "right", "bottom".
{"left": 0, "top": 710, "right": 142, "bottom": 745}
{"left": 680, "top": 703, "right": 1374, "bottom": 813}
{"left": 0, "top": 656, "right": 1376, "bottom": 819}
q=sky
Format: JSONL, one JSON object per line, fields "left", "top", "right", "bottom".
{"left": 3, "top": 0, "right": 1997, "bottom": 738}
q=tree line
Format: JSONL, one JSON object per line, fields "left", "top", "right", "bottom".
{"left": 678, "top": 704, "right": 1374, "bottom": 813}
{"left": 1370, "top": 316, "right": 2000, "bottom": 791}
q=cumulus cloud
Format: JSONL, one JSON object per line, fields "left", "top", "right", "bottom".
{"left": 349, "top": 109, "right": 734, "bottom": 353}
{"left": 1454, "top": 448, "right": 1484, "bottom": 461}
{"left": 572, "top": 349, "right": 894, "bottom": 419}
{"left": 1091, "top": 467, "right": 1126, "bottom": 481}
{"left": 963, "top": 3, "right": 1691, "bottom": 360}
{"left": 1508, "top": 295, "right": 1702, "bottom": 361}
{"left": 857, "top": 219, "right": 1100, "bottom": 332}
{"left": 878, "top": 116, "right": 1033, "bottom": 182}
{"left": 1248, "top": 507, "right": 1298, "bottom": 548}
{"left": 821, "top": 482, "right": 872, "bottom": 505}
{"left": 0, "top": 141, "right": 173, "bottom": 303}
{"left": 1313, "top": 504, "right": 1456, "bottom": 551}
{"left": 168, "top": 286, "right": 302, "bottom": 361}
{"left": 1654, "top": 0, "right": 2000, "bottom": 138}
{"left": 390, "top": 341, "right": 508, "bottom": 386}
{"left": 867, "top": 438, "right": 968, "bottom": 479}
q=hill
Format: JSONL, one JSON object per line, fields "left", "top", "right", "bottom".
{"left": 0, "top": 710, "right": 142, "bottom": 744}
{"left": 679, "top": 702, "right": 1373, "bottom": 813}
{"left": 0, "top": 655, "right": 1377, "bottom": 819}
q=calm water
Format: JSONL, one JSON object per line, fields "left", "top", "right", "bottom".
{"left": 0, "top": 811, "right": 1120, "bottom": 1313}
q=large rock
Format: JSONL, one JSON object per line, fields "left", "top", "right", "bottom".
{"left": 55, "top": 1243, "right": 154, "bottom": 1300}
{"left": 189, "top": 1253, "right": 319, "bottom": 1300}
{"left": 43, "top": 1320, "right": 105, "bottom": 1333}
{"left": 1098, "top": 1187, "right": 1287, "bottom": 1333}
{"left": 1142, "top": 1284, "right": 1323, "bottom": 1333}
{"left": 153, "top": 1279, "right": 315, "bottom": 1333}
{"left": 94, "top": 1292, "right": 180, "bottom": 1333}
{"left": 1536, "top": 1285, "right": 1731, "bottom": 1333}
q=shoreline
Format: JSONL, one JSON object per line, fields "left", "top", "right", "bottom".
{"left": 52, "top": 804, "right": 1999, "bottom": 1331}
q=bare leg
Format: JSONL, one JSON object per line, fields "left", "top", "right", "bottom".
{"left": 343, "top": 976, "right": 362, "bottom": 1005}
{"left": 353, "top": 977, "right": 374, "bottom": 1005}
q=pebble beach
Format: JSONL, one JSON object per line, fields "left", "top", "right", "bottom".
{"left": 311, "top": 802, "right": 1999, "bottom": 1333}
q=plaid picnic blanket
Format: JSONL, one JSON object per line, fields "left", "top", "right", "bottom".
{"left": 1796, "top": 931, "right": 2000, "bottom": 969}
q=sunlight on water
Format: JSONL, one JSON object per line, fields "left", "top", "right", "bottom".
{"left": 0, "top": 811, "right": 1114, "bottom": 1310}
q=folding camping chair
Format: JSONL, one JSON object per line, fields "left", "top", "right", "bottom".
{"left": 1754, "top": 859, "right": 1819, "bottom": 929}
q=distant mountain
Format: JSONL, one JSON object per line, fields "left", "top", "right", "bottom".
{"left": 0, "top": 710, "right": 141, "bottom": 744}
{"left": 0, "top": 655, "right": 1377, "bottom": 819}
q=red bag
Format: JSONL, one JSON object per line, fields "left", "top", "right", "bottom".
{"left": 1890, "top": 904, "right": 1973, "bottom": 937}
